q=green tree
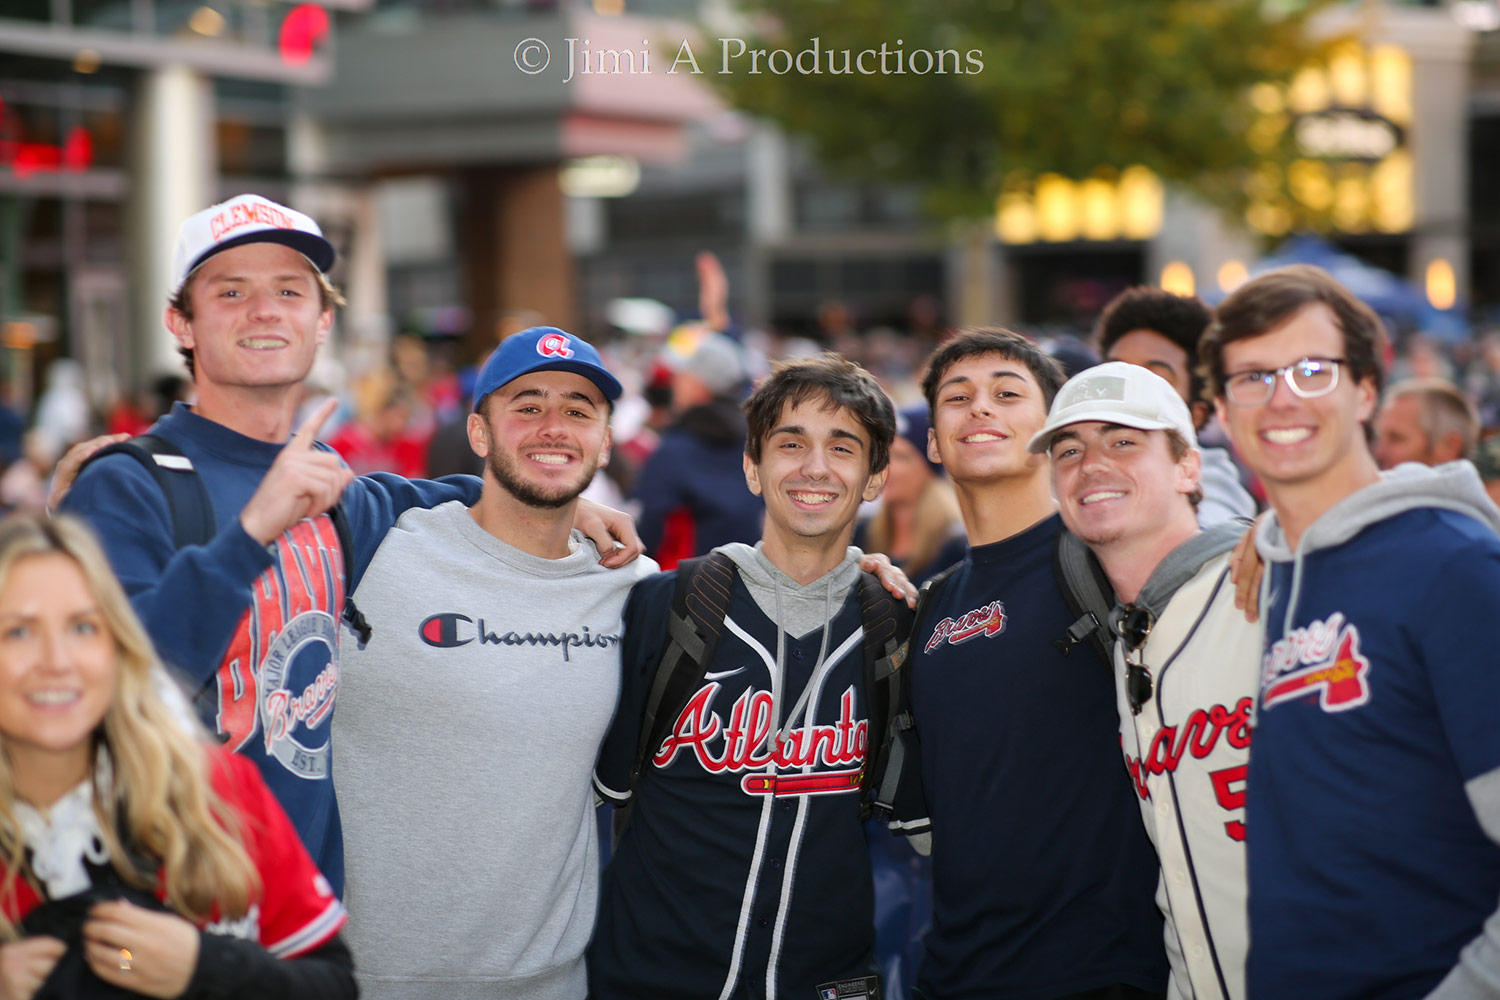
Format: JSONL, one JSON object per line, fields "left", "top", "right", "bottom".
{"left": 711, "top": 0, "right": 1328, "bottom": 220}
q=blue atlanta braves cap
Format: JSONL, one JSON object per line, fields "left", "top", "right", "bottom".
{"left": 472, "top": 326, "right": 623, "bottom": 410}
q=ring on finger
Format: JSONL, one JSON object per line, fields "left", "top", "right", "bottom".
{"left": 119, "top": 948, "right": 132, "bottom": 972}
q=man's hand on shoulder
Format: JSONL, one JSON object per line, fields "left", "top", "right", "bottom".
{"left": 239, "top": 398, "right": 353, "bottom": 545}
{"left": 858, "top": 551, "right": 918, "bottom": 607}
{"left": 1229, "top": 514, "right": 1266, "bottom": 624}
{"left": 47, "top": 432, "right": 131, "bottom": 512}
{"left": 576, "top": 497, "right": 645, "bottom": 568}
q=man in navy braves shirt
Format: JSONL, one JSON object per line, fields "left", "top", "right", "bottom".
{"left": 1201, "top": 265, "right": 1500, "bottom": 1000}
{"left": 592, "top": 353, "right": 900, "bottom": 1000}
{"left": 902, "top": 329, "right": 1167, "bottom": 1000}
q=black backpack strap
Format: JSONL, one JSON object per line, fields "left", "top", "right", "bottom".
{"left": 866, "top": 562, "right": 957, "bottom": 818}
{"left": 1053, "top": 528, "right": 1116, "bottom": 663}
{"left": 856, "top": 571, "right": 914, "bottom": 813}
{"left": 617, "top": 552, "right": 738, "bottom": 837}
{"left": 85, "top": 435, "right": 215, "bottom": 549}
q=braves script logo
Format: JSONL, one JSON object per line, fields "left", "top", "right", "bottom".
{"left": 654, "top": 683, "right": 868, "bottom": 797}
{"left": 209, "top": 200, "right": 295, "bottom": 240}
{"left": 215, "top": 517, "right": 343, "bottom": 780}
{"left": 1123, "top": 698, "right": 1254, "bottom": 841}
{"left": 924, "top": 600, "right": 1006, "bottom": 653}
{"left": 537, "top": 332, "right": 574, "bottom": 358}
{"left": 1261, "top": 612, "right": 1371, "bottom": 713}
{"left": 417, "top": 614, "right": 619, "bottom": 662}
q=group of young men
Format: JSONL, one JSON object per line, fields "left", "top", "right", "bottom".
{"left": 52, "top": 192, "right": 1500, "bottom": 1000}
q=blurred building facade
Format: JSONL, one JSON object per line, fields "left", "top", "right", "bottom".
{"left": 0, "top": 0, "right": 1496, "bottom": 418}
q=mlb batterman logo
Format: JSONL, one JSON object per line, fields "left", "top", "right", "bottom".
{"left": 537, "top": 332, "right": 575, "bottom": 359}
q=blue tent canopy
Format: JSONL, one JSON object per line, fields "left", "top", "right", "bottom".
{"left": 1209, "top": 234, "right": 1469, "bottom": 342}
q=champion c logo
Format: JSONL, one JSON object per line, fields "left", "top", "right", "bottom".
{"left": 537, "top": 333, "right": 574, "bottom": 359}
{"left": 419, "top": 613, "right": 474, "bottom": 648}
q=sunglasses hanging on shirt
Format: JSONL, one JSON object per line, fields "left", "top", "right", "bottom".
{"left": 1117, "top": 604, "right": 1156, "bottom": 715}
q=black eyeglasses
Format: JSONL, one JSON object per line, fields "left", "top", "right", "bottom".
{"left": 1118, "top": 604, "right": 1155, "bottom": 715}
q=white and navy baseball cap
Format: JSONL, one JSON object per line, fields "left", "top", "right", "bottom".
{"left": 1028, "top": 361, "right": 1197, "bottom": 454}
{"left": 473, "top": 326, "right": 623, "bottom": 410}
{"left": 171, "top": 193, "right": 335, "bottom": 295}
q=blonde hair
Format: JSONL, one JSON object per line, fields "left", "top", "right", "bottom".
{"left": 864, "top": 476, "right": 963, "bottom": 581}
{"left": 0, "top": 515, "right": 259, "bottom": 938}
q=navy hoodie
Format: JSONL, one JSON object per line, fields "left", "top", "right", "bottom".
{"left": 1249, "top": 461, "right": 1500, "bottom": 1000}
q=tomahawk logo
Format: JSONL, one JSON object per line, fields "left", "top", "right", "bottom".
{"left": 1261, "top": 612, "right": 1372, "bottom": 713}
{"left": 537, "top": 332, "right": 574, "bottom": 358}
{"left": 925, "top": 600, "right": 1007, "bottom": 653}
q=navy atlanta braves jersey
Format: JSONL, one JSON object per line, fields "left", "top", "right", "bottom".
{"left": 592, "top": 570, "right": 878, "bottom": 1000}
{"left": 906, "top": 514, "right": 1167, "bottom": 1000}
{"left": 1249, "top": 507, "right": 1500, "bottom": 1000}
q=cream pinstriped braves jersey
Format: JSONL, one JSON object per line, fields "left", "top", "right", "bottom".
{"left": 1116, "top": 551, "right": 1260, "bottom": 1000}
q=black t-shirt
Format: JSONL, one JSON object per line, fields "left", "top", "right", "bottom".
{"left": 909, "top": 514, "right": 1167, "bottom": 1000}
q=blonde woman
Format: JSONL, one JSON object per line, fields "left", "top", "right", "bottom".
{"left": 0, "top": 514, "right": 353, "bottom": 1000}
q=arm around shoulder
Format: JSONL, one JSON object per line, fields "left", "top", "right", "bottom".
{"left": 594, "top": 571, "right": 677, "bottom": 803}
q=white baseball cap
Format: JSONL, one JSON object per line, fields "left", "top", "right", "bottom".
{"left": 1028, "top": 361, "right": 1197, "bottom": 454}
{"left": 171, "top": 193, "right": 335, "bottom": 295}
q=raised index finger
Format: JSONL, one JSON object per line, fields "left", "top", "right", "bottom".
{"left": 289, "top": 397, "right": 339, "bottom": 451}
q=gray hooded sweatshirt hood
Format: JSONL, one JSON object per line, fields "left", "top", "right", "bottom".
{"left": 717, "top": 541, "right": 864, "bottom": 640}
{"left": 716, "top": 542, "right": 865, "bottom": 735}
{"left": 1255, "top": 459, "right": 1500, "bottom": 651}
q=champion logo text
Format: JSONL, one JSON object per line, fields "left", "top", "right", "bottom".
{"left": 417, "top": 612, "right": 619, "bottom": 662}
{"left": 924, "top": 600, "right": 1006, "bottom": 653}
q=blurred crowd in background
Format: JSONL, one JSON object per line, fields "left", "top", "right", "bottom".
{"left": 8, "top": 249, "right": 1500, "bottom": 562}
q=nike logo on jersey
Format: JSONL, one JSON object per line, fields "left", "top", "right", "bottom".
{"left": 924, "top": 600, "right": 1006, "bottom": 653}
{"left": 1261, "top": 612, "right": 1371, "bottom": 713}
{"left": 653, "top": 683, "right": 868, "bottom": 796}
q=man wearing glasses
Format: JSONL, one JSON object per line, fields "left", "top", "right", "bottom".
{"left": 1200, "top": 265, "right": 1500, "bottom": 1000}
{"left": 1030, "top": 362, "right": 1259, "bottom": 1000}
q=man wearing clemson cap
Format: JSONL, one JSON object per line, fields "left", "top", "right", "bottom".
{"left": 61, "top": 195, "right": 639, "bottom": 898}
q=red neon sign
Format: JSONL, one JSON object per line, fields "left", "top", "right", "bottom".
{"left": 0, "top": 99, "right": 95, "bottom": 177}
{"left": 279, "top": 4, "right": 330, "bottom": 66}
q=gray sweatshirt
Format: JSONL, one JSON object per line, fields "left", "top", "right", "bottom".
{"left": 333, "top": 502, "right": 656, "bottom": 1000}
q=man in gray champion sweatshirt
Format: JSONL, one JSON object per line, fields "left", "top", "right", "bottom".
{"left": 331, "top": 326, "right": 658, "bottom": 1000}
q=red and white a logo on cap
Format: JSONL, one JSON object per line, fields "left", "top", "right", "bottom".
{"left": 537, "top": 333, "right": 574, "bottom": 359}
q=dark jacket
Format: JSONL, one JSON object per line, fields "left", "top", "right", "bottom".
{"left": 631, "top": 399, "right": 763, "bottom": 568}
